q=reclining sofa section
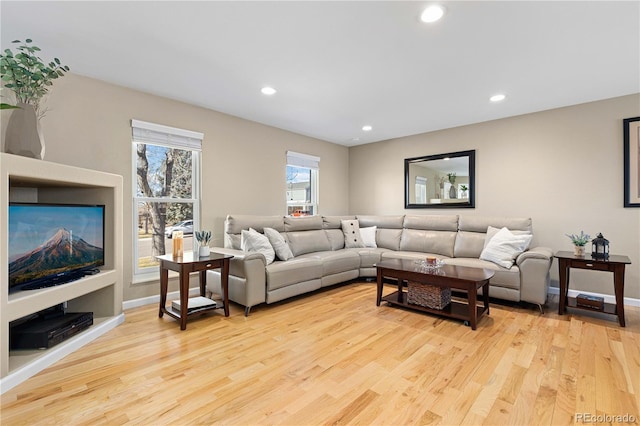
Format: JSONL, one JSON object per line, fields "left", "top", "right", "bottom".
{"left": 206, "top": 214, "right": 553, "bottom": 316}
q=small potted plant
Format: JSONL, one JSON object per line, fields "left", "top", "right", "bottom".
{"left": 566, "top": 231, "right": 590, "bottom": 256}
{"left": 195, "top": 230, "right": 212, "bottom": 257}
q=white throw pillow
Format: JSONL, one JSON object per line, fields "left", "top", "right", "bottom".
{"left": 360, "top": 226, "right": 377, "bottom": 248}
{"left": 241, "top": 228, "right": 275, "bottom": 265}
{"left": 341, "top": 219, "right": 364, "bottom": 248}
{"left": 480, "top": 227, "right": 533, "bottom": 269}
{"left": 263, "top": 227, "right": 294, "bottom": 261}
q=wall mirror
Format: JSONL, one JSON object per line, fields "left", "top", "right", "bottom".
{"left": 404, "top": 149, "right": 475, "bottom": 208}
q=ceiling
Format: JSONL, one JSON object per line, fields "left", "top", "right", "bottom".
{"left": 1, "top": 1, "right": 639, "bottom": 146}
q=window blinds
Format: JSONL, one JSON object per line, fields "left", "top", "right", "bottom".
{"left": 286, "top": 151, "right": 320, "bottom": 169}
{"left": 131, "top": 119, "right": 203, "bottom": 151}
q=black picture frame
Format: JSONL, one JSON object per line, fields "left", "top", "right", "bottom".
{"left": 623, "top": 116, "right": 640, "bottom": 207}
{"left": 404, "top": 150, "right": 475, "bottom": 209}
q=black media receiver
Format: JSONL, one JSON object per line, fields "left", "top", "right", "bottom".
{"left": 10, "top": 312, "right": 94, "bottom": 350}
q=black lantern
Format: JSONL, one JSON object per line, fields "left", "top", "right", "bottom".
{"left": 591, "top": 233, "right": 609, "bottom": 259}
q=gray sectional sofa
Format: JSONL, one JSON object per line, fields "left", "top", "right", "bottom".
{"left": 206, "top": 214, "right": 553, "bottom": 316}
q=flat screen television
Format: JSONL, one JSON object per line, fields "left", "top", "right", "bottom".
{"left": 8, "top": 203, "right": 105, "bottom": 293}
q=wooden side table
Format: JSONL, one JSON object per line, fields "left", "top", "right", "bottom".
{"left": 156, "top": 251, "right": 233, "bottom": 330}
{"left": 555, "top": 251, "right": 631, "bottom": 327}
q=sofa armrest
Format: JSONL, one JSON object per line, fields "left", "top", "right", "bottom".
{"left": 206, "top": 247, "right": 267, "bottom": 310}
{"left": 211, "top": 247, "right": 266, "bottom": 270}
{"left": 516, "top": 246, "right": 553, "bottom": 264}
{"left": 516, "top": 246, "right": 554, "bottom": 306}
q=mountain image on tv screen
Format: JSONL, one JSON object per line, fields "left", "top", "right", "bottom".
{"left": 8, "top": 204, "right": 105, "bottom": 288}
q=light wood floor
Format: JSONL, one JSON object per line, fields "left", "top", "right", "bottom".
{"left": 2, "top": 282, "right": 639, "bottom": 425}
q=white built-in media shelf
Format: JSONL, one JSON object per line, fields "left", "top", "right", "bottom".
{"left": 0, "top": 153, "right": 124, "bottom": 394}
{"left": 6, "top": 270, "right": 118, "bottom": 322}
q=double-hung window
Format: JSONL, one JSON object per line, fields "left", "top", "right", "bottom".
{"left": 286, "top": 151, "right": 319, "bottom": 216}
{"left": 131, "top": 119, "right": 202, "bottom": 277}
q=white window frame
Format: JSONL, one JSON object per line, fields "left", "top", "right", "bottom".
{"left": 286, "top": 151, "right": 319, "bottom": 216}
{"left": 131, "top": 119, "right": 203, "bottom": 280}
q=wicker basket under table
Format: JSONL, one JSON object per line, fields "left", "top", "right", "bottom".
{"left": 407, "top": 281, "right": 451, "bottom": 310}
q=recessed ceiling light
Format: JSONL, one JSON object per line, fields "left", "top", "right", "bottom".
{"left": 362, "top": 125, "right": 372, "bottom": 131}
{"left": 261, "top": 86, "right": 277, "bottom": 95}
{"left": 490, "top": 94, "right": 506, "bottom": 102}
{"left": 421, "top": 5, "right": 445, "bottom": 23}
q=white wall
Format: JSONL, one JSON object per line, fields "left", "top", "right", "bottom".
{"left": 1, "top": 74, "right": 350, "bottom": 301}
{"left": 3, "top": 73, "right": 638, "bottom": 301}
{"left": 349, "top": 94, "right": 640, "bottom": 298}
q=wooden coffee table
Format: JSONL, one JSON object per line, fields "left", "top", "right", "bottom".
{"left": 376, "top": 259, "right": 495, "bottom": 330}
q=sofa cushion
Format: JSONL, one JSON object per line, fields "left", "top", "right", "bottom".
{"left": 353, "top": 247, "right": 390, "bottom": 268}
{"left": 263, "top": 227, "right": 294, "bottom": 261}
{"left": 225, "top": 215, "right": 284, "bottom": 249}
{"left": 445, "top": 258, "right": 521, "bottom": 290}
{"left": 382, "top": 251, "right": 448, "bottom": 262}
{"left": 357, "top": 215, "right": 404, "bottom": 229}
{"left": 323, "top": 215, "right": 356, "bottom": 229}
{"left": 241, "top": 228, "right": 276, "bottom": 264}
{"left": 226, "top": 215, "right": 284, "bottom": 234}
{"left": 341, "top": 219, "right": 365, "bottom": 248}
{"left": 285, "top": 215, "right": 323, "bottom": 231}
{"left": 325, "top": 229, "right": 346, "bottom": 251}
{"left": 286, "top": 229, "right": 331, "bottom": 256}
{"left": 299, "top": 250, "right": 360, "bottom": 276}
{"left": 377, "top": 229, "right": 402, "bottom": 250}
{"left": 403, "top": 215, "right": 458, "bottom": 231}
{"left": 454, "top": 231, "right": 486, "bottom": 258}
{"left": 480, "top": 227, "right": 533, "bottom": 269}
{"left": 265, "top": 258, "right": 323, "bottom": 290}
{"left": 400, "top": 229, "right": 456, "bottom": 257}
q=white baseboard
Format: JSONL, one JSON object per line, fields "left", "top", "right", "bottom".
{"left": 547, "top": 286, "right": 640, "bottom": 308}
{"left": 122, "top": 287, "right": 201, "bottom": 310}
{"left": 125, "top": 287, "right": 640, "bottom": 310}
{"left": 0, "top": 314, "right": 125, "bottom": 394}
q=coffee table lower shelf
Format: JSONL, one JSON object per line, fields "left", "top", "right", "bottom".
{"left": 382, "top": 291, "right": 487, "bottom": 326}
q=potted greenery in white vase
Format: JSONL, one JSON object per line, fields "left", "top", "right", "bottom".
{"left": 1, "top": 39, "right": 70, "bottom": 159}
{"left": 195, "top": 231, "right": 212, "bottom": 257}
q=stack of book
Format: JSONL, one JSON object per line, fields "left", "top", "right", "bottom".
{"left": 576, "top": 294, "right": 604, "bottom": 311}
{"left": 171, "top": 296, "right": 217, "bottom": 313}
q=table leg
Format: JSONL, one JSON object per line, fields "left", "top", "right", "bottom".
{"left": 179, "top": 266, "right": 190, "bottom": 330}
{"left": 558, "top": 259, "right": 569, "bottom": 315}
{"left": 222, "top": 258, "right": 230, "bottom": 317}
{"left": 376, "top": 268, "right": 383, "bottom": 306}
{"left": 468, "top": 283, "right": 478, "bottom": 330}
{"left": 613, "top": 264, "right": 626, "bottom": 327}
{"left": 483, "top": 280, "right": 490, "bottom": 315}
{"left": 199, "top": 270, "right": 207, "bottom": 297}
{"left": 159, "top": 263, "right": 168, "bottom": 318}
